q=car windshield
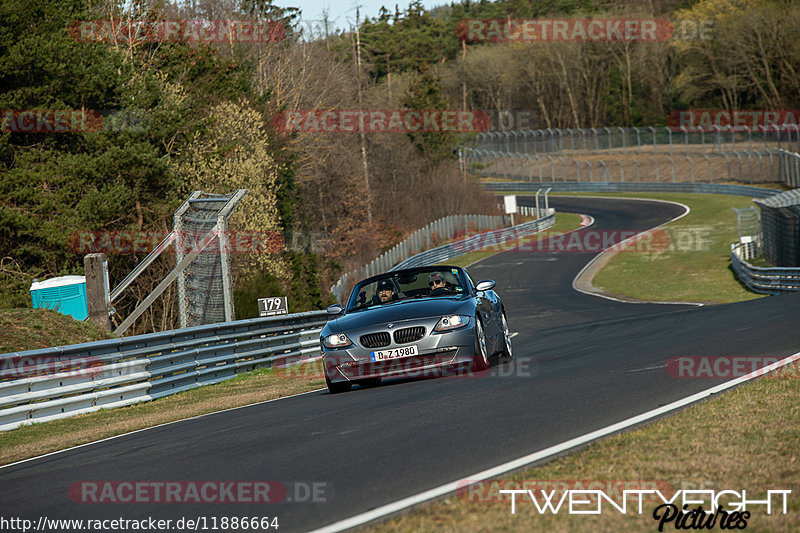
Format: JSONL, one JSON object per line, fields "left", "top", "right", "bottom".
{"left": 346, "top": 267, "right": 468, "bottom": 312}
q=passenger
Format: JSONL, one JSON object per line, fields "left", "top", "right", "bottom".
{"left": 376, "top": 279, "right": 397, "bottom": 303}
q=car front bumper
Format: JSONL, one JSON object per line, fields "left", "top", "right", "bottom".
{"left": 322, "top": 324, "right": 476, "bottom": 383}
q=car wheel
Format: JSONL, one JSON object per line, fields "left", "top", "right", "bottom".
{"left": 325, "top": 373, "right": 352, "bottom": 394}
{"left": 472, "top": 317, "right": 490, "bottom": 371}
{"left": 356, "top": 377, "right": 381, "bottom": 389}
{"left": 500, "top": 311, "right": 513, "bottom": 362}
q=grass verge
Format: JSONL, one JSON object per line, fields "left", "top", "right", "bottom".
{"left": 367, "top": 374, "right": 800, "bottom": 532}
{"left": 0, "top": 308, "right": 113, "bottom": 354}
{"left": 578, "top": 193, "right": 762, "bottom": 303}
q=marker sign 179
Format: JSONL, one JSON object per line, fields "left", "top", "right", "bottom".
{"left": 258, "top": 296, "right": 288, "bottom": 317}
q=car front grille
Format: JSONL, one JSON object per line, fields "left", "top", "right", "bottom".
{"left": 393, "top": 326, "right": 425, "bottom": 344}
{"left": 360, "top": 332, "right": 391, "bottom": 348}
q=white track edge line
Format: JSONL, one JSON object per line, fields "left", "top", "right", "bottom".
{"left": 0, "top": 388, "right": 325, "bottom": 470}
{"left": 308, "top": 349, "right": 800, "bottom": 533}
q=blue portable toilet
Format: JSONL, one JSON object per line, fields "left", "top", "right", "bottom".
{"left": 30, "top": 275, "right": 89, "bottom": 321}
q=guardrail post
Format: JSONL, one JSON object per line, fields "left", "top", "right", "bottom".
{"left": 666, "top": 126, "right": 673, "bottom": 158}
{"left": 85, "top": 253, "right": 111, "bottom": 331}
{"left": 701, "top": 153, "right": 712, "bottom": 182}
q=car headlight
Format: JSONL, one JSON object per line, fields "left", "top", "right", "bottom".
{"left": 322, "top": 333, "right": 353, "bottom": 349}
{"left": 434, "top": 315, "right": 471, "bottom": 331}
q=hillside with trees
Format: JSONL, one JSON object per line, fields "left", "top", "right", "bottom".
{"left": 1, "top": 0, "right": 797, "bottom": 334}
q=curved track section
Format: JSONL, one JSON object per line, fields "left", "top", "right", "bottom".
{"left": 2, "top": 198, "right": 800, "bottom": 532}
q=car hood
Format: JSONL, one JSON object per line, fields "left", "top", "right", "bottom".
{"left": 329, "top": 297, "right": 474, "bottom": 331}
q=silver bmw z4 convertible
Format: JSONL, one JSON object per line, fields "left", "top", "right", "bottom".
{"left": 320, "top": 265, "right": 513, "bottom": 393}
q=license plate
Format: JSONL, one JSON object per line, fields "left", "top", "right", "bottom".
{"left": 370, "top": 345, "right": 418, "bottom": 361}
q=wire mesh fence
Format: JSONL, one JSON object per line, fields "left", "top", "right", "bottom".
{"left": 464, "top": 127, "right": 800, "bottom": 187}
{"left": 175, "top": 191, "right": 247, "bottom": 328}
{"left": 754, "top": 190, "right": 800, "bottom": 267}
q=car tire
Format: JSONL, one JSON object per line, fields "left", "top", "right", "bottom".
{"left": 472, "top": 317, "right": 490, "bottom": 372}
{"left": 500, "top": 311, "right": 513, "bottom": 362}
{"left": 325, "top": 374, "right": 352, "bottom": 394}
{"left": 356, "top": 377, "right": 381, "bottom": 389}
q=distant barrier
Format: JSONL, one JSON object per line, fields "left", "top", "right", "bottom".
{"left": 482, "top": 181, "right": 781, "bottom": 198}
{"left": 731, "top": 243, "right": 800, "bottom": 294}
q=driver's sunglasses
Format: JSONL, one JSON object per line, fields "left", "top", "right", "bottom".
{"left": 429, "top": 279, "right": 443, "bottom": 286}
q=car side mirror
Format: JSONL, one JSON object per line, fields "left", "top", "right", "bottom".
{"left": 475, "top": 280, "right": 496, "bottom": 291}
{"left": 326, "top": 304, "right": 344, "bottom": 315}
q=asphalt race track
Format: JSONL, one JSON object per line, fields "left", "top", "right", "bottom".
{"left": 2, "top": 197, "right": 800, "bottom": 532}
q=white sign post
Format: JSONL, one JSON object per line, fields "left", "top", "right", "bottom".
{"left": 504, "top": 195, "right": 518, "bottom": 226}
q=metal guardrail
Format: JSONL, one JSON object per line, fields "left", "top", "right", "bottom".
{"left": 390, "top": 211, "right": 556, "bottom": 272}
{"left": 731, "top": 243, "right": 800, "bottom": 294}
{"left": 0, "top": 311, "right": 328, "bottom": 432}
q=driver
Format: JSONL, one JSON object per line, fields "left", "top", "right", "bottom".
{"left": 428, "top": 272, "right": 449, "bottom": 295}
